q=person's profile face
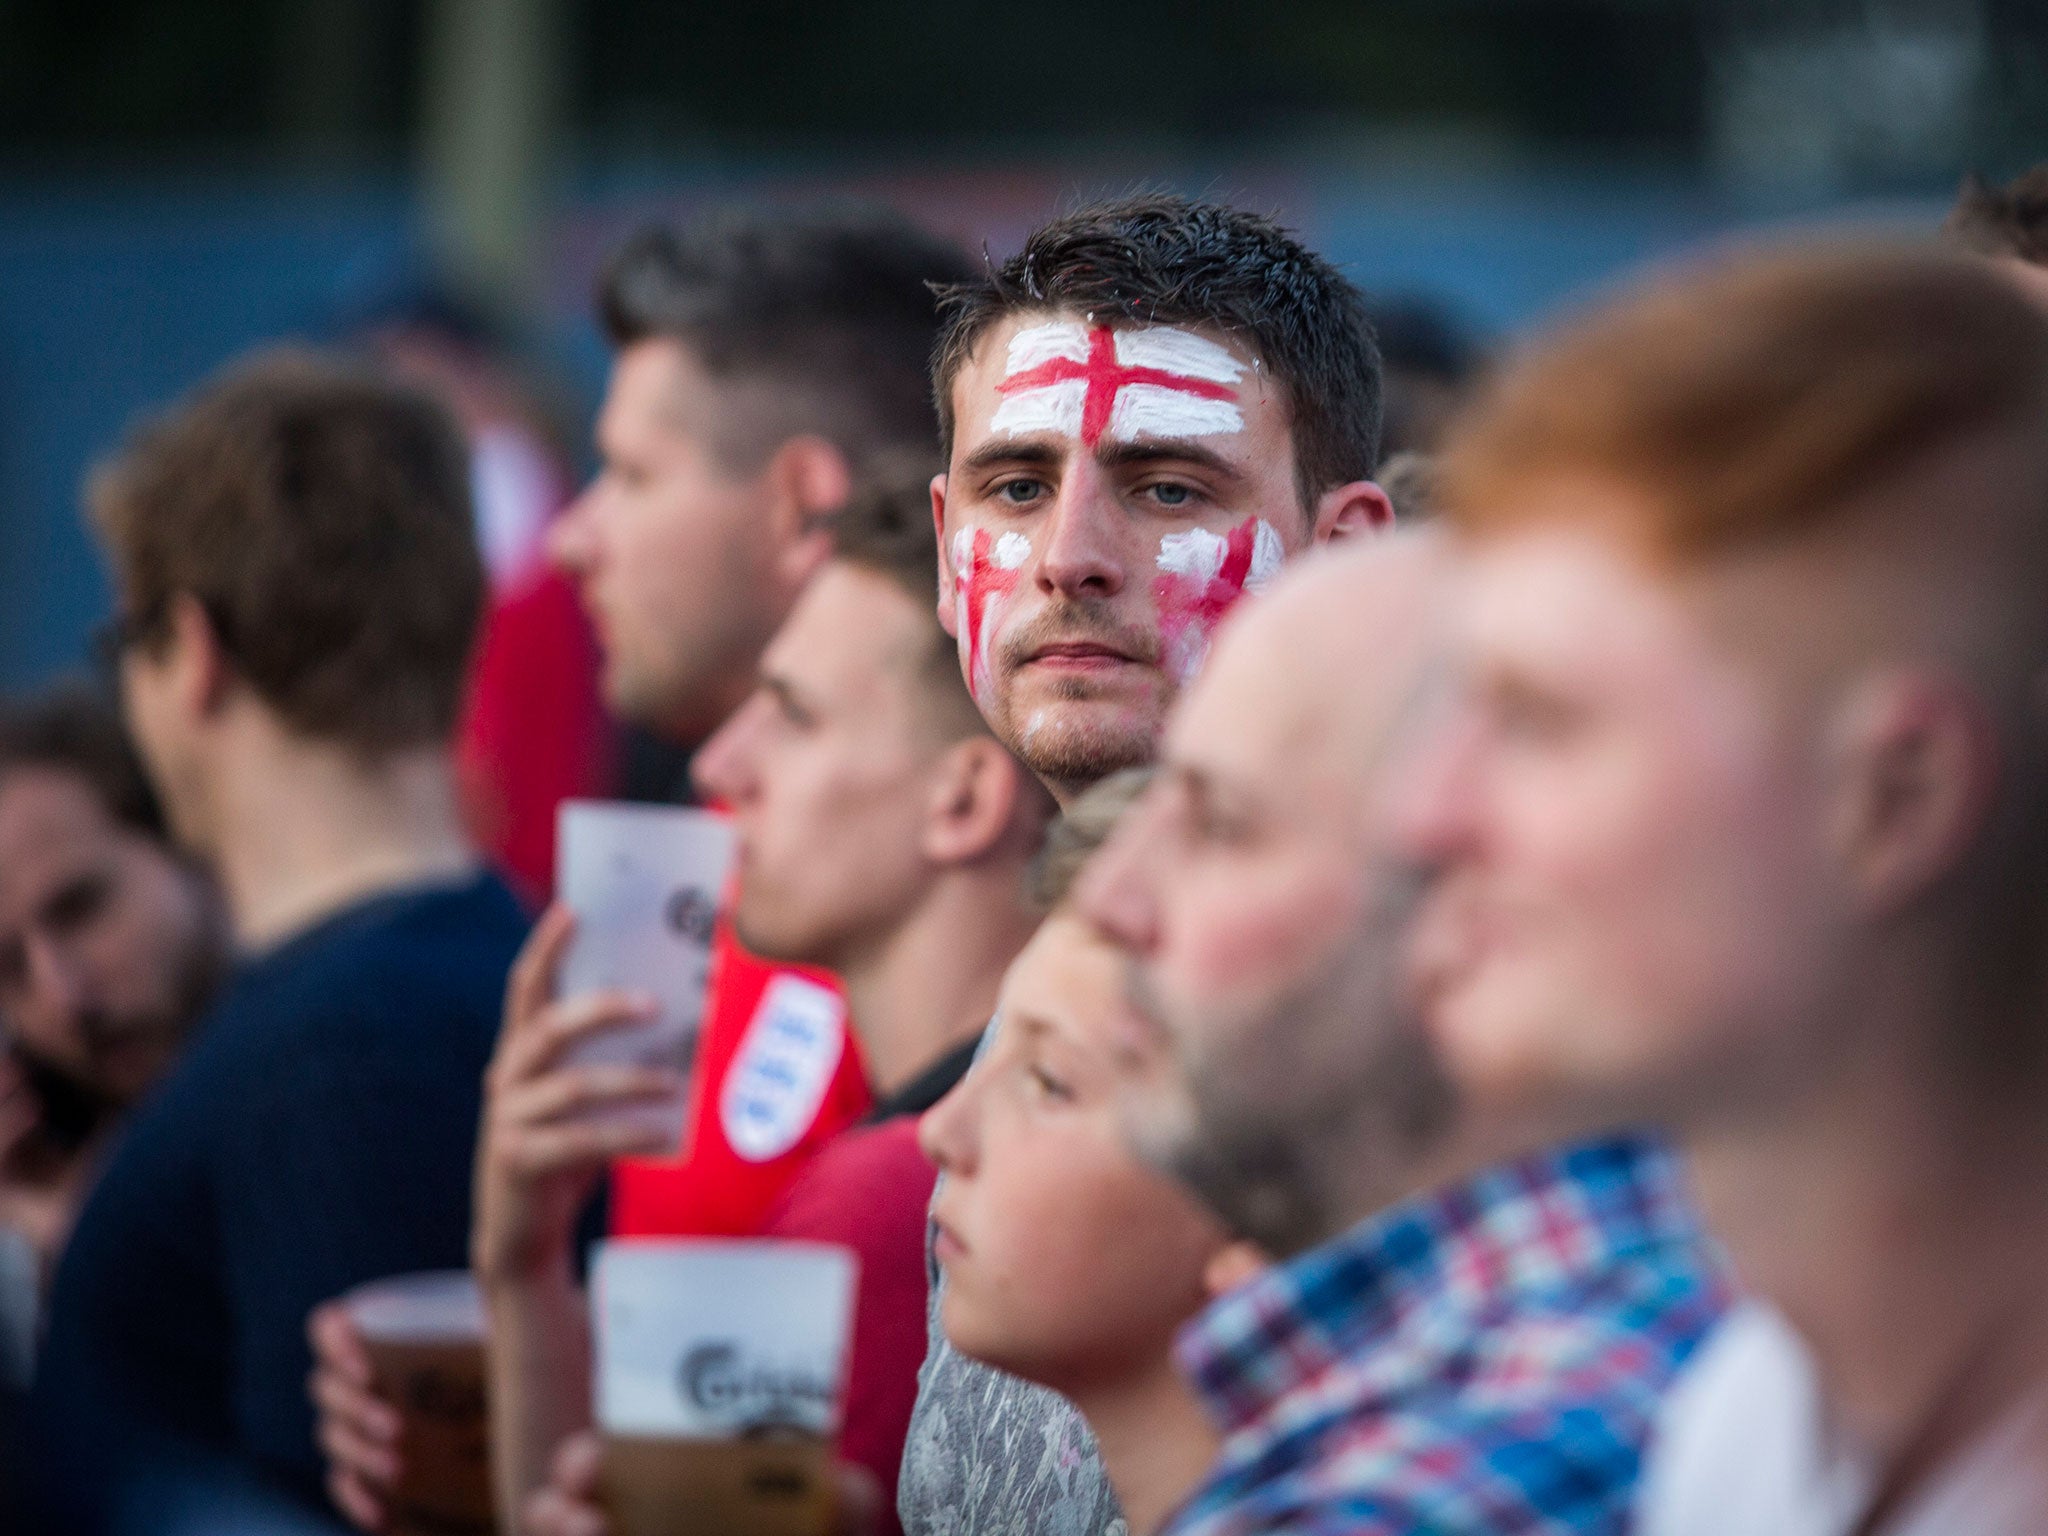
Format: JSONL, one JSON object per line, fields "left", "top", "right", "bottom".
{"left": 1398, "top": 514, "right": 1838, "bottom": 1131}
{"left": 0, "top": 768, "right": 219, "bottom": 1104}
{"left": 932, "top": 313, "right": 1313, "bottom": 800}
{"left": 919, "top": 915, "right": 1231, "bottom": 1392}
{"left": 549, "top": 338, "right": 778, "bottom": 735}
{"left": 691, "top": 564, "right": 940, "bottom": 970}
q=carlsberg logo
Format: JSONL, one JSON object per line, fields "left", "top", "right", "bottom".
{"left": 680, "top": 1342, "right": 833, "bottom": 1432}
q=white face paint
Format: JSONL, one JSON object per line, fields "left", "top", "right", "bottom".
{"left": 1152, "top": 517, "right": 1287, "bottom": 685}
{"left": 951, "top": 527, "right": 1033, "bottom": 703}
{"left": 990, "top": 322, "right": 1247, "bottom": 447}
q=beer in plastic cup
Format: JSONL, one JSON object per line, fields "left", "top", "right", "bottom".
{"left": 590, "top": 1239, "right": 859, "bottom": 1536}
{"left": 555, "top": 800, "right": 737, "bottom": 1152}
{"left": 343, "top": 1270, "right": 494, "bottom": 1536}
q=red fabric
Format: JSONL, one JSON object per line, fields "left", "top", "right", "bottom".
{"left": 608, "top": 921, "right": 873, "bottom": 1240}
{"left": 762, "top": 1117, "right": 936, "bottom": 1536}
{"left": 455, "top": 566, "right": 614, "bottom": 902}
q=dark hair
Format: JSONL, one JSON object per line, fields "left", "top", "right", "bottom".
{"left": 0, "top": 681, "right": 165, "bottom": 840}
{"left": 1945, "top": 167, "right": 2048, "bottom": 265}
{"left": 88, "top": 348, "right": 483, "bottom": 755}
{"left": 932, "top": 194, "right": 1383, "bottom": 506}
{"left": 598, "top": 206, "right": 976, "bottom": 467}
{"left": 827, "top": 458, "right": 983, "bottom": 740}
{"left": 1028, "top": 766, "right": 1154, "bottom": 912}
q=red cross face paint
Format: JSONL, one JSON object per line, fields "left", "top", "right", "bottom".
{"left": 992, "top": 323, "right": 1246, "bottom": 447}
{"left": 1153, "top": 517, "right": 1285, "bottom": 683}
{"left": 952, "top": 527, "right": 1032, "bottom": 702}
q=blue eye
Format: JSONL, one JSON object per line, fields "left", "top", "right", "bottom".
{"left": 999, "top": 479, "right": 1046, "bottom": 505}
{"left": 1149, "top": 483, "right": 1192, "bottom": 507}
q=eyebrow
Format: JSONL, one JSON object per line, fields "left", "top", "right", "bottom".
{"left": 957, "top": 437, "right": 1065, "bottom": 479}
{"left": 1094, "top": 438, "right": 1246, "bottom": 484}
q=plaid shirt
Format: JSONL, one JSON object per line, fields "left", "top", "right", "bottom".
{"left": 1163, "top": 1137, "right": 1727, "bottom": 1536}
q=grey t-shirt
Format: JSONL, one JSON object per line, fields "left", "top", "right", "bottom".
{"left": 897, "top": 1023, "right": 1126, "bottom": 1536}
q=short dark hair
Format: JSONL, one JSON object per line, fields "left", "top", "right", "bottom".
{"left": 827, "top": 458, "right": 983, "bottom": 741}
{"left": 89, "top": 348, "right": 483, "bottom": 755}
{"left": 932, "top": 194, "right": 1383, "bottom": 506}
{"left": 598, "top": 206, "right": 976, "bottom": 467}
{"left": 0, "top": 681, "right": 165, "bottom": 840}
{"left": 1945, "top": 167, "right": 2048, "bottom": 265}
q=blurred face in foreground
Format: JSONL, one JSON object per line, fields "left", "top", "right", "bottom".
{"left": 921, "top": 913, "right": 1235, "bottom": 1393}
{"left": 1396, "top": 496, "right": 1848, "bottom": 1132}
{"left": 1079, "top": 538, "right": 1459, "bottom": 1258}
{"left": 0, "top": 767, "right": 221, "bottom": 1105}
{"left": 934, "top": 313, "right": 1387, "bottom": 801}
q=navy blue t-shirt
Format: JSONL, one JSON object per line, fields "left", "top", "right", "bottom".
{"left": 29, "top": 871, "right": 526, "bottom": 1532}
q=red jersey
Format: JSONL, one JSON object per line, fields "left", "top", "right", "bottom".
{"left": 609, "top": 918, "right": 873, "bottom": 1238}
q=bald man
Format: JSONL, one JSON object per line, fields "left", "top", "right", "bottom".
{"left": 1402, "top": 244, "right": 2048, "bottom": 1532}
{"left": 1078, "top": 537, "right": 1725, "bottom": 1536}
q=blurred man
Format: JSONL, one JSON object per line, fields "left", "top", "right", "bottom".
{"left": 555, "top": 209, "right": 977, "bottom": 1243}
{"left": 1079, "top": 539, "right": 1723, "bottom": 1533}
{"left": 1405, "top": 244, "right": 2048, "bottom": 1532}
{"left": 28, "top": 351, "right": 529, "bottom": 1534}
{"left": 903, "top": 192, "right": 1392, "bottom": 1534}
{"left": 0, "top": 684, "right": 226, "bottom": 1383}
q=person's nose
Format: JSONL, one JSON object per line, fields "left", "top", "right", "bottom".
{"left": 1075, "top": 792, "right": 1167, "bottom": 958}
{"left": 917, "top": 1062, "right": 984, "bottom": 1178}
{"left": 22, "top": 930, "right": 90, "bottom": 1026}
{"left": 691, "top": 697, "right": 763, "bottom": 809}
{"left": 1385, "top": 706, "right": 1487, "bottom": 866}
{"left": 546, "top": 483, "right": 601, "bottom": 577}
{"left": 1034, "top": 460, "right": 1129, "bottom": 602}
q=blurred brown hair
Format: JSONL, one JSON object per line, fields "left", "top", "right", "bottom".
{"left": 0, "top": 681, "right": 165, "bottom": 839}
{"left": 89, "top": 348, "right": 483, "bottom": 755}
{"left": 1945, "top": 166, "right": 2048, "bottom": 265}
{"left": 1437, "top": 242, "right": 2048, "bottom": 565}
{"left": 1028, "top": 767, "right": 1153, "bottom": 913}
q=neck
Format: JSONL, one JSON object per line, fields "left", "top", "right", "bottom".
{"left": 1687, "top": 971, "right": 2048, "bottom": 1497}
{"left": 833, "top": 864, "right": 1032, "bottom": 1098}
{"left": 1068, "top": 1357, "right": 1220, "bottom": 1536}
{"left": 196, "top": 727, "right": 476, "bottom": 952}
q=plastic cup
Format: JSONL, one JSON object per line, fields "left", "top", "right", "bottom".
{"left": 342, "top": 1271, "right": 494, "bottom": 1536}
{"left": 589, "top": 1239, "right": 858, "bottom": 1536}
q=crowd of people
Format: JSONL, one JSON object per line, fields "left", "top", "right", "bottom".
{"left": 0, "top": 163, "right": 2045, "bottom": 1535}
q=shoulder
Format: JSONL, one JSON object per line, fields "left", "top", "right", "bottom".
{"left": 764, "top": 1120, "right": 936, "bottom": 1257}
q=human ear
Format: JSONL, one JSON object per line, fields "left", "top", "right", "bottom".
{"left": 764, "top": 435, "right": 852, "bottom": 585}
{"left": 1311, "top": 479, "right": 1395, "bottom": 546}
{"left": 1825, "top": 671, "right": 1998, "bottom": 914}
{"left": 161, "top": 593, "right": 235, "bottom": 722}
{"left": 932, "top": 473, "right": 960, "bottom": 639}
{"left": 921, "top": 736, "right": 1023, "bottom": 866}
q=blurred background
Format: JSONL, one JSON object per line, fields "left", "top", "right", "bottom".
{"left": 2, "top": 0, "right": 2043, "bottom": 689}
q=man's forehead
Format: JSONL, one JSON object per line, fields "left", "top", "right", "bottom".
{"left": 953, "top": 311, "right": 1268, "bottom": 453}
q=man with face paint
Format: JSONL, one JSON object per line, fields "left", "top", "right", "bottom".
{"left": 1403, "top": 245, "right": 2048, "bottom": 1532}
{"left": 1077, "top": 537, "right": 1724, "bottom": 1534}
{"left": 898, "top": 195, "right": 1392, "bottom": 1536}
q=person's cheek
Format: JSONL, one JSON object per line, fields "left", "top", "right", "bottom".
{"left": 951, "top": 528, "right": 1031, "bottom": 704}
{"left": 1150, "top": 518, "right": 1285, "bottom": 684}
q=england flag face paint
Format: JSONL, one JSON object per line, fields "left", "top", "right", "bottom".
{"left": 991, "top": 323, "right": 1246, "bottom": 448}
{"left": 952, "top": 527, "right": 1032, "bottom": 703}
{"left": 1153, "top": 517, "right": 1285, "bottom": 683}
